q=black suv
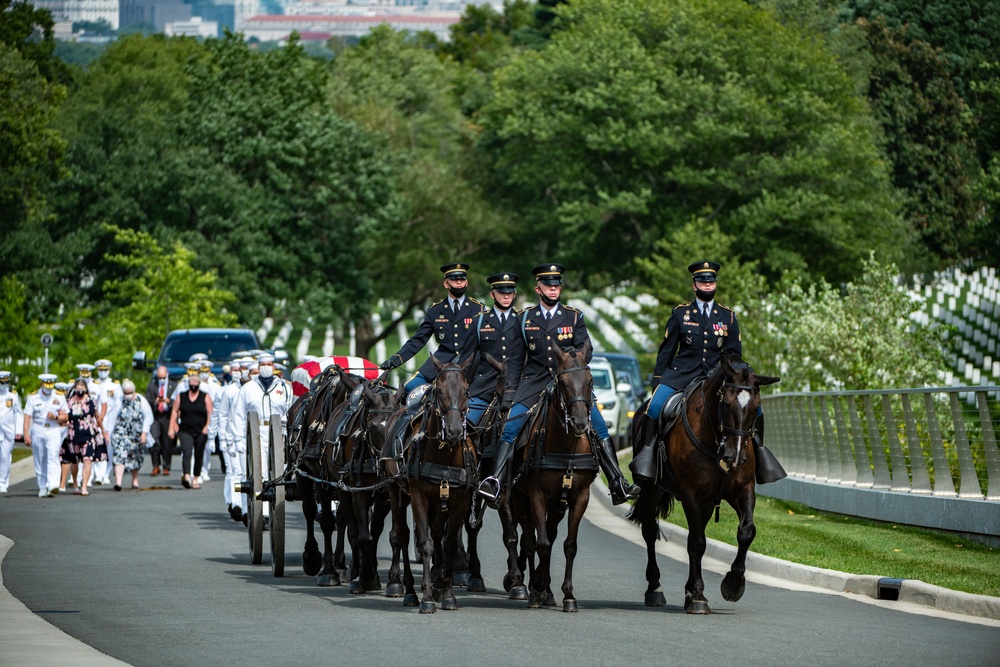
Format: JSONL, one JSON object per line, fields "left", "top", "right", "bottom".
{"left": 132, "top": 328, "right": 263, "bottom": 379}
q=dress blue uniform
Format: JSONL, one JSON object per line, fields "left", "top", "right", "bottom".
{"left": 382, "top": 262, "right": 484, "bottom": 395}
{"left": 458, "top": 273, "right": 524, "bottom": 427}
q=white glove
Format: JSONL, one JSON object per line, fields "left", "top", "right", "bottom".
{"left": 207, "top": 437, "right": 216, "bottom": 454}
{"left": 235, "top": 438, "right": 246, "bottom": 454}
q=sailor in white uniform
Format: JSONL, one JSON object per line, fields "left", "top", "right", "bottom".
{"left": 0, "top": 371, "right": 25, "bottom": 494}
{"left": 23, "top": 373, "right": 68, "bottom": 497}
{"left": 90, "top": 359, "right": 122, "bottom": 485}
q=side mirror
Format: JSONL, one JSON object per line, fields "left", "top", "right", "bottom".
{"left": 616, "top": 382, "right": 632, "bottom": 395}
{"left": 132, "top": 350, "right": 147, "bottom": 372}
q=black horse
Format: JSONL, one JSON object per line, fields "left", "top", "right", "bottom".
{"left": 627, "top": 353, "right": 779, "bottom": 613}
{"left": 505, "top": 340, "right": 600, "bottom": 612}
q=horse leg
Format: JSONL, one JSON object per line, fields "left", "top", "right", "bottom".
{"left": 300, "top": 479, "right": 322, "bottom": 576}
{"left": 452, "top": 529, "right": 470, "bottom": 588}
{"left": 349, "top": 491, "right": 380, "bottom": 593}
{"left": 439, "top": 494, "right": 470, "bottom": 610}
{"left": 317, "top": 490, "right": 341, "bottom": 586}
{"left": 410, "top": 489, "right": 437, "bottom": 613}
{"left": 390, "top": 489, "right": 418, "bottom": 605}
{"left": 501, "top": 494, "right": 527, "bottom": 599}
{"left": 682, "top": 501, "right": 713, "bottom": 614}
{"left": 333, "top": 500, "right": 350, "bottom": 585}
{"left": 560, "top": 485, "right": 591, "bottom": 612}
{"left": 526, "top": 491, "right": 551, "bottom": 609}
{"left": 367, "top": 493, "right": 392, "bottom": 592}
{"left": 465, "top": 498, "right": 486, "bottom": 592}
{"left": 542, "top": 509, "right": 561, "bottom": 607}
{"left": 340, "top": 490, "right": 363, "bottom": 590}
{"left": 721, "top": 487, "right": 756, "bottom": 603}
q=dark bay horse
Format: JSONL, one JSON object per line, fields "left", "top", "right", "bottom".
{"left": 284, "top": 365, "right": 352, "bottom": 577}
{"left": 383, "top": 356, "right": 477, "bottom": 613}
{"left": 507, "top": 340, "right": 599, "bottom": 612}
{"left": 627, "top": 353, "right": 779, "bottom": 614}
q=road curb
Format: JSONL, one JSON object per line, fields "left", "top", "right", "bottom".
{"left": 591, "top": 478, "right": 1000, "bottom": 622}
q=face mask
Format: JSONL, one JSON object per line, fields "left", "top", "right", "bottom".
{"left": 74, "top": 389, "right": 86, "bottom": 397}
{"left": 695, "top": 286, "right": 716, "bottom": 301}
{"left": 41, "top": 387, "right": 53, "bottom": 396}
{"left": 241, "top": 370, "right": 250, "bottom": 381}
{"left": 448, "top": 285, "right": 467, "bottom": 299}
{"left": 189, "top": 383, "right": 200, "bottom": 393}
{"left": 98, "top": 370, "right": 109, "bottom": 380}
{"left": 223, "top": 372, "right": 233, "bottom": 384}
{"left": 259, "top": 365, "right": 274, "bottom": 379}
{"left": 199, "top": 372, "right": 210, "bottom": 381}
{"left": 539, "top": 292, "right": 560, "bottom": 308}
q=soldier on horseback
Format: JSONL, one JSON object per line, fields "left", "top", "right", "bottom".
{"left": 379, "top": 262, "right": 485, "bottom": 398}
{"left": 477, "top": 263, "right": 641, "bottom": 506}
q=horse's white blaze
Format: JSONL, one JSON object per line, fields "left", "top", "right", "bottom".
{"left": 737, "top": 390, "right": 751, "bottom": 409}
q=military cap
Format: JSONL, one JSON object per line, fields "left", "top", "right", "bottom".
{"left": 94, "top": 359, "right": 112, "bottom": 370}
{"left": 256, "top": 353, "right": 275, "bottom": 364}
{"left": 688, "top": 260, "right": 721, "bottom": 282}
{"left": 229, "top": 359, "right": 244, "bottom": 369}
{"left": 440, "top": 262, "right": 470, "bottom": 280}
{"left": 487, "top": 272, "right": 519, "bottom": 294}
{"left": 76, "top": 363, "right": 95, "bottom": 376}
{"left": 0, "top": 371, "right": 10, "bottom": 381}
{"left": 184, "top": 362, "right": 199, "bottom": 374}
{"left": 39, "top": 373, "right": 57, "bottom": 387}
{"left": 532, "top": 263, "right": 565, "bottom": 286}
{"left": 198, "top": 360, "right": 214, "bottom": 371}
{"left": 55, "top": 382, "right": 70, "bottom": 393}
{"left": 246, "top": 360, "right": 260, "bottom": 371}
{"left": 188, "top": 353, "right": 208, "bottom": 363}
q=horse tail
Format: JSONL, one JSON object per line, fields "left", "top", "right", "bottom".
{"left": 625, "top": 487, "right": 674, "bottom": 525}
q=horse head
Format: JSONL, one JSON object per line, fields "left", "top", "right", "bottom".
{"left": 716, "top": 354, "right": 780, "bottom": 473}
{"left": 553, "top": 339, "right": 594, "bottom": 438}
{"left": 430, "top": 355, "right": 473, "bottom": 447}
{"left": 360, "top": 379, "right": 398, "bottom": 456}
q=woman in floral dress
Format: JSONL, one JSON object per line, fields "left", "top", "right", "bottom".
{"left": 111, "top": 379, "right": 153, "bottom": 491}
{"left": 60, "top": 379, "right": 104, "bottom": 496}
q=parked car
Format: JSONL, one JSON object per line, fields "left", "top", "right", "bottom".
{"left": 590, "top": 356, "right": 631, "bottom": 449}
{"left": 132, "top": 328, "right": 267, "bottom": 379}
{"left": 593, "top": 352, "right": 645, "bottom": 418}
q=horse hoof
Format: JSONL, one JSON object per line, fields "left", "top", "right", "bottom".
{"left": 721, "top": 573, "right": 746, "bottom": 602}
{"left": 502, "top": 574, "right": 513, "bottom": 592}
{"left": 441, "top": 597, "right": 460, "bottom": 611}
{"left": 467, "top": 577, "right": 486, "bottom": 593}
{"left": 509, "top": 586, "right": 528, "bottom": 601}
{"left": 432, "top": 588, "right": 442, "bottom": 603}
{"left": 419, "top": 601, "right": 437, "bottom": 614}
{"left": 403, "top": 593, "right": 420, "bottom": 607}
{"left": 685, "top": 599, "right": 711, "bottom": 615}
{"left": 386, "top": 583, "right": 405, "bottom": 598}
{"left": 543, "top": 593, "right": 557, "bottom": 607}
{"left": 349, "top": 580, "right": 363, "bottom": 594}
{"left": 526, "top": 594, "right": 543, "bottom": 609}
{"left": 302, "top": 552, "right": 322, "bottom": 577}
{"left": 645, "top": 591, "right": 667, "bottom": 607}
{"left": 563, "top": 599, "right": 579, "bottom": 613}
{"left": 317, "top": 574, "right": 339, "bottom": 587}
{"left": 363, "top": 576, "right": 382, "bottom": 592}
{"left": 453, "top": 571, "right": 470, "bottom": 588}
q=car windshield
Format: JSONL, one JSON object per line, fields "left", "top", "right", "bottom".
{"left": 591, "top": 368, "right": 613, "bottom": 390}
{"left": 608, "top": 358, "right": 641, "bottom": 388}
{"left": 160, "top": 335, "right": 257, "bottom": 363}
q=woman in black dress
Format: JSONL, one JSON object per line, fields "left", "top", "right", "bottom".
{"left": 167, "top": 376, "right": 213, "bottom": 489}
{"left": 60, "top": 379, "right": 105, "bottom": 496}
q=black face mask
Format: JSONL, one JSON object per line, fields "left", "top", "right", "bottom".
{"left": 448, "top": 285, "right": 467, "bottom": 299}
{"left": 189, "top": 384, "right": 200, "bottom": 393}
{"left": 74, "top": 389, "right": 86, "bottom": 397}
{"left": 695, "top": 286, "right": 716, "bottom": 301}
{"left": 539, "top": 292, "right": 560, "bottom": 308}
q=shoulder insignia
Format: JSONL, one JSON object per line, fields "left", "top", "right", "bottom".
{"left": 468, "top": 296, "right": 485, "bottom": 306}
{"left": 674, "top": 302, "right": 690, "bottom": 310}
{"left": 562, "top": 304, "right": 580, "bottom": 313}
{"left": 430, "top": 298, "right": 446, "bottom": 307}
{"left": 716, "top": 303, "right": 733, "bottom": 312}
{"left": 113, "top": 379, "right": 121, "bottom": 384}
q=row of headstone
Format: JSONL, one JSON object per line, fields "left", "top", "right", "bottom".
{"left": 256, "top": 316, "right": 274, "bottom": 343}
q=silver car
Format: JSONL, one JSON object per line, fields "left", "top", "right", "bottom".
{"left": 590, "top": 356, "right": 633, "bottom": 449}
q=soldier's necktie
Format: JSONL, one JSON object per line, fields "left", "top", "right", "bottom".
{"left": 703, "top": 304, "right": 710, "bottom": 321}
{"left": 453, "top": 299, "right": 459, "bottom": 314}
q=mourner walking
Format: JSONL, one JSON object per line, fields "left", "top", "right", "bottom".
{"left": 0, "top": 370, "right": 24, "bottom": 494}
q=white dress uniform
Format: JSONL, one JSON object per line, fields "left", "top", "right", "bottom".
{"left": 199, "top": 371, "right": 222, "bottom": 480}
{"left": 24, "top": 376, "right": 67, "bottom": 496}
{"left": 228, "top": 370, "right": 292, "bottom": 515}
{"left": 217, "top": 375, "right": 243, "bottom": 511}
{"left": 0, "top": 374, "right": 24, "bottom": 493}
{"left": 90, "top": 372, "right": 122, "bottom": 484}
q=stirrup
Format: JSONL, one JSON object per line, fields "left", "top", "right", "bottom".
{"left": 477, "top": 476, "right": 501, "bottom": 508}
{"left": 609, "top": 477, "right": 640, "bottom": 505}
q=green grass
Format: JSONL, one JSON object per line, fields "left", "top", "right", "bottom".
{"left": 12, "top": 445, "right": 31, "bottom": 463}
{"left": 612, "top": 452, "right": 998, "bottom": 598}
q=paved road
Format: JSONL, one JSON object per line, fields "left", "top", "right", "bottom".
{"left": 1, "top": 461, "right": 997, "bottom": 667}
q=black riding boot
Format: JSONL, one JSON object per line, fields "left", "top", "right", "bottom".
{"left": 595, "top": 436, "right": 640, "bottom": 505}
{"left": 628, "top": 413, "right": 659, "bottom": 482}
{"left": 753, "top": 413, "right": 787, "bottom": 484}
{"left": 478, "top": 438, "right": 514, "bottom": 509}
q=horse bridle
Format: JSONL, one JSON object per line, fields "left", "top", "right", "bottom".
{"left": 715, "top": 382, "right": 759, "bottom": 441}
{"left": 554, "top": 364, "right": 592, "bottom": 433}
{"left": 429, "top": 366, "right": 468, "bottom": 445}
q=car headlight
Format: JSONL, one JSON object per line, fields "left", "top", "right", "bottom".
{"left": 598, "top": 400, "right": 616, "bottom": 411}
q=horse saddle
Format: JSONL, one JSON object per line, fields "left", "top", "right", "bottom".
{"left": 406, "top": 384, "right": 430, "bottom": 417}
{"left": 313, "top": 384, "right": 365, "bottom": 462}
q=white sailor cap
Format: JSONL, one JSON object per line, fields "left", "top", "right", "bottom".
{"left": 188, "top": 353, "right": 208, "bottom": 363}
{"left": 39, "top": 373, "right": 58, "bottom": 385}
{"left": 76, "top": 363, "right": 95, "bottom": 372}
{"left": 246, "top": 360, "right": 260, "bottom": 371}
{"left": 94, "top": 359, "right": 112, "bottom": 370}
{"left": 198, "top": 360, "right": 214, "bottom": 371}
{"left": 229, "top": 359, "right": 243, "bottom": 369}
{"left": 55, "top": 381, "right": 70, "bottom": 392}
{"left": 184, "top": 362, "right": 199, "bottom": 372}
{"left": 256, "top": 353, "right": 275, "bottom": 364}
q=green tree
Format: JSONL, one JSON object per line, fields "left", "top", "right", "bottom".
{"left": 0, "top": 275, "right": 40, "bottom": 385}
{"left": 0, "top": 0, "right": 74, "bottom": 85}
{"left": 479, "top": 0, "right": 909, "bottom": 287}
{"left": 766, "top": 254, "right": 950, "bottom": 391}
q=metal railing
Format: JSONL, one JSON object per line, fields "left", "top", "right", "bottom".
{"left": 762, "top": 386, "right": 1000, "bottom": 502}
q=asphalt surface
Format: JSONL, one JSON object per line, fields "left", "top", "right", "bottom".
{"left": 1, "top": 454, "right": 998, "bottom": 667}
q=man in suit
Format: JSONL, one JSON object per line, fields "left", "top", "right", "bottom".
{"left": 629, "top": 260, "right": 742, "bottom": 482}
{"left": 478, "top": 263, "right": 640, "bottom": 506}
{"left": 145, "top": 365, "right": 177, "bottom": 476}
{"left": 379, "top": 262, "right": 485, "bottom": 397}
